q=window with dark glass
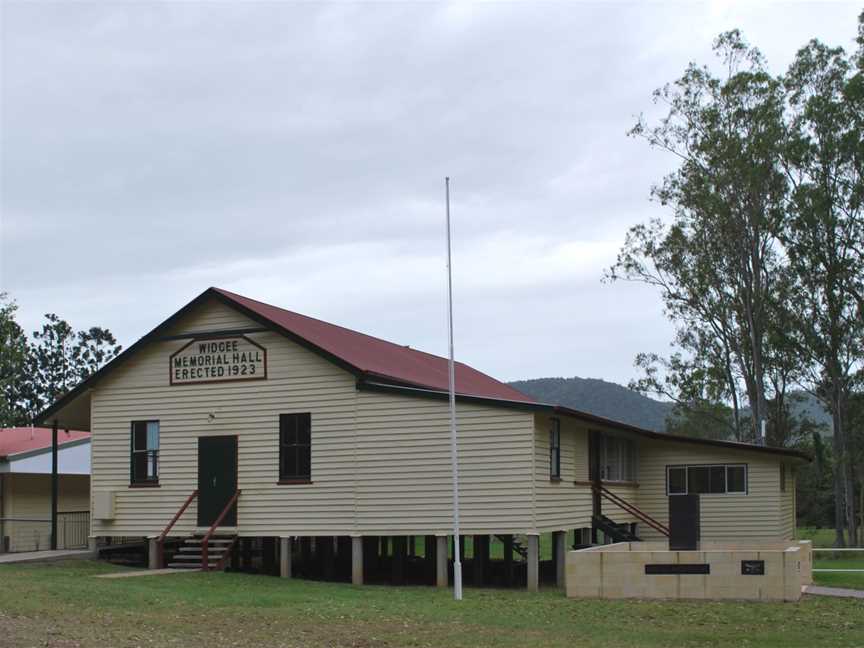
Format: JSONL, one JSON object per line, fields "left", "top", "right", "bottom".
{"left": 668, "top": 466, "right": 686, "bottom": 494}
{"left": 687, "top": 465, "right": 710, "bottom": 493}
{"left": 667, "top": 464, "right": 747, "bottom": 495}
{"left": 549, "top": 418, "right": 561, "bottom": 479}
{"left": 279, "top": 413, "right": 311, "bottom": 481}
{"left": 779, "top": 464, "right": 786, "bottom": 492}
{"left": 131, "top": 421, "right": 159, "bottom": 484}
{"left": 727, "top": 465, "right": 747, "bottom": 493}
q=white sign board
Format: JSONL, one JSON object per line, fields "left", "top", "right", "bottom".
{"left": 170, "top": 336, "right": 267, "bottom": 385}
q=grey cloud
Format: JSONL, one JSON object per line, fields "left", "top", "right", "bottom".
{"left": 2, "top": 1, "right": 859, "bottom": 385}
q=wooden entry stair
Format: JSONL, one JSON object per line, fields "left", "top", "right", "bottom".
{"left": 592, "top": 484, "right": 670, "bottom": 543}
{"left": 168, "top": 533, "right": 237, "bottom": 570}
{"left": 156, "top": 489, "right": 241, "bottom": 571}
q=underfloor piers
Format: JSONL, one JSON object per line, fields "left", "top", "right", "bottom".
{"left": 211, "top": 532, "right": 583, "bottom": 591}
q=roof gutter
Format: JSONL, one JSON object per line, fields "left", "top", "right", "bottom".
{"left": 357, "top": 379, "right": 543, "bottom": 412}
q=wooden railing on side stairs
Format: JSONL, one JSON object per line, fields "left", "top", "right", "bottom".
{"left": 201, "top": 490, "right": 241, "bottom": 571}
{"left": 155, "top": 490, "right": 199, "bottom": 568}
{"left": 594, "top": 484, "right": 670, "bottom": 538}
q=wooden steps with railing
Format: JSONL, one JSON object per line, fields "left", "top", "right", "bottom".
{"left": 592, "top": 484, "right": 670, "bottom": 539}
{"left": 168, "top": 534, "right": 237, "bottom": 570}
{"left": 199, "top": 490, "right": 241, "bottom": 571}
{"left": 156, "top": 489, "right": 241, "bottom": 571}
{"left": 154, "top": 490, "right": 198, "bottom": 568}
{"left": 592, "top": 514, "right": 641, "bottom": 543}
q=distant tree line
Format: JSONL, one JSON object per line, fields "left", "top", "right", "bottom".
{"left": 607, "top": 15, "right": 864, "bottom": 546}
{"left": 0, "top": 292, "right": 122, "bottom": 427}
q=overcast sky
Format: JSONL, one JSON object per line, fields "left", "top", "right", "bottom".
{"left": 1, "top": 1, "right": 860, "bottom": 387}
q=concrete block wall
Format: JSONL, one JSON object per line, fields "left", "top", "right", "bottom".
{"left": 565, "top": 543, "right": 805, "bottom": 602}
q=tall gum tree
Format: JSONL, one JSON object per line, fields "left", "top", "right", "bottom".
{"left": 607, "top": 31, "right": 787, "bottom": 444}
{"left": 782, "top": 31, "right": 863, "bottom": 547}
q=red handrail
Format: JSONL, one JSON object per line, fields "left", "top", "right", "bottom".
{"left": 596, "top": 485, "right": 670, "bottom": 537}
{"left": 599, "top": 486, "right": 670, "bottom": 537}
{"left": 201, "top": 490, "right": 241, "bottom": 571}
{"left": 156, "top": 490, "right": 198, "bottom": 567}
{"left": 599, "top": 487, "right": 669, "bottom": 536}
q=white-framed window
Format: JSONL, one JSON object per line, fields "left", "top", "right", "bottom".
{"left": 600, "top": 434, "right": 637, "bottom": 482}
{"left": 666, "top": 464, "right": 747, "bottom": 495}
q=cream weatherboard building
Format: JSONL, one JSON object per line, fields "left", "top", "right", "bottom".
{"left": 0, "top": 427, "right": 91, "bottom": 553}
{"left": 38, "top": 287, "right": 807, "bottom": 589}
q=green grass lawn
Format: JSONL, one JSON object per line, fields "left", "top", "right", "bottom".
{"left": 798, "top": 527, "right": 864, "bottom": 590}
{"left": 798, "top": 527, "right": 845, "bottom": 547}
{"left": 1, "top": 560, "right": 863, "bottom": 648}
{"left": 813, "top": 560, "right": 864, "bottom": 589}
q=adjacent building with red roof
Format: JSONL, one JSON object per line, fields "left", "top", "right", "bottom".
{"left": 0, "top": 427, "right": 90, "bottom": 553}
{"left": 0, "top": 427, "right": 90, "bottom": 461}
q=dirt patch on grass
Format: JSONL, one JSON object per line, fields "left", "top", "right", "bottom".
{"left": 0, "top": 607, "right": 492, "bottom": 648}
{"left": 0, "top": 611, "right": 83, "bottom": 648}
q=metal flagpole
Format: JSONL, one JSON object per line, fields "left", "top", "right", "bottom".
{"left": 445, "top": 176, "right": 463, "bottom": 601}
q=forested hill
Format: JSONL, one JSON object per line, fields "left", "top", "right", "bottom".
{"left": 508, "top": 376, "right": 833, "bottom": 435}
{"left": 508, "top": 377, "right": 673, "bottom": 432}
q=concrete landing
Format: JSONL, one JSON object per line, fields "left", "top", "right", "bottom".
{"left": 804, "top": 585, "right": 864, "bottom": 599}
{"left": 0, "top": 549, "right": 92, "bottom": 564}
{"left": 96, "top": 568, "right": 200, "bottom": 579}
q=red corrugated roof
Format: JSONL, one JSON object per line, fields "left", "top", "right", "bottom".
{"left": 0, "top": 427, "right": 90, "bottom": 459}
{"left": 214, "top": 288, "right": 535, "bottom": 403}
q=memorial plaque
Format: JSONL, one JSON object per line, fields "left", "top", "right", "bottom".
{"left": 741, "top": 560, "right": 765, "bottom": 575}
{"left": 170, "top": 336, "right": 267, "bottom": 385}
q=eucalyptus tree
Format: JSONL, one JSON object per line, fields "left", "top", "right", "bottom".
{"left": 630, "top": 321, "right": 745, "bottom": 441}
{"left": 781, "top": 34, "right": 864, "bottom": 547}
{"left": 608, "top": 31, "right": 788, "bottom": 443}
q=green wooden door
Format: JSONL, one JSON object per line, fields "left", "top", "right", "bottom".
{"left": 197, "top": 436, "right": 238, "bottom": 527}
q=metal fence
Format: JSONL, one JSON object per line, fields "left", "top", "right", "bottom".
{"left": 812, "top": 547, "right": 864, "bottom": 573}
{"left": 0, "top": 511, "right": 90, "bottom": 553}
{"left": 57, "top": 511, "right": 90, "bottom": 549}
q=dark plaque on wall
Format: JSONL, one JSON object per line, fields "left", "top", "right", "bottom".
{"left": 645, "top": 563, "right": 710, "bottom": 575}
{"left": 741, "top": 560, "right": 765, "bottom": 575}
